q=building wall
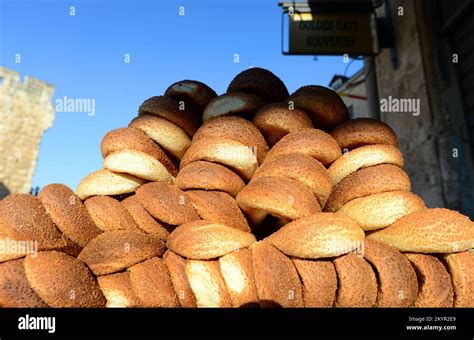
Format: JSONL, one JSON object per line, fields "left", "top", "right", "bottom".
{"left": 374, "top": 0, "right": 446, "bottom": 208}
{"left": 0, "top": 67, "right": 55, "bottom": 199}
{"left": 336, "top": 70, "right": 368, "bottom": 119}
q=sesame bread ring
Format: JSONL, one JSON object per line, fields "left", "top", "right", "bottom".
{"left": 336, "top": 191, "right": 426, "bottom": 231}
{"left": 103, "top": 149, "right": 175, "bottom": 182}
{"left": 227, "top": 67, "right": 289, "bottom": 103}
{"left": 84, "top": 196, "right": 138, "bottom": 232}
{"left": 252, "top": 103, "right": 313, "bottom": 146}
{"left": 265, "top": 213, "right": 364, "bottom": 259}
{"left": 404, "top": 253, "right": 454, "bottom": 307}
{"left": 367, "top": 208, "right": 474, "bottom": 253}
{"left": 252, "top": 154, "right": 332, "bottom": 209}
{"left": 129, "top": 114, "right": 191, "bottom": 160}
{"left": 138, "top": 95, "right": 200, "bottom": 137}
{"left": 97, "top": 272, "right": 142, "bottom": 308}
{"left": 192, "top": 116, "right": 269, "bottom": 164}
{"left": 202, "top": 92, "right": 266, "bottom": 122}
{"left": 121, "top": 195, "right": 171, "bottom": 241}
{"left": 219, "top": 248, "right": 259, "bottom": 307}
{"left": 236, "top": 176, "right": 321, "bottom": 225}
{"left": 175, "top": 161, "right": 245, "bottom": 198}
{"left": 186, "top": 190, "right": 250, "bottom": 232}
{"left": 135, "top": 182, "right": 200, "bottom": 226}
{"left": 128, "top": 257, "right": 180, "bottom": 308}
{"left": 291, "top": 258, "right": 337, "bottom": 307}
{"left": 100, "top": 127, "right": 177, "bottom": 176}
{"left": 363, "top": 239, "right": 418, "bottom": 307}
{"left": 0, "top": 194, "right": 67, "bottom": 251}
{"left": 24, "top": 251, "right": 106, "bottom": 307}
{"left": 167, "top": 220, "right": 256, "bottom": 260}
{"left": 78, "top": 230, "right": 166, "bottom": 276}
{"left": 38, "top": 184, "right": 102, "bottom": 247}
{"left": 163, "top": 251, "right": 197, "bottom": 308}
{"left": 76, "top": 169, "right": 145, "bottom": 200}
{"left": 185, "top": 259, "right": 232, "bottom": 308}
{"left": 324, "top": 164, "right": 411, "bottom": 212}
{"left": 0, "top": 259, "right": 48, "bottom": 307}
{"left": 333, "top": 252, "right": 378, "bottom": 307}
{"left": 442, "top": 250, "right": 474, "bottom": 307}
{"left": 328, "top": 144, "right": 404, "bottom": 186}
{"left": 265, "top": 129, "right": 342, "bottom": 166}
{"left": 250, "top": 241, "right": 303, "bottom": 308}
{"left": 164, "top": 79, "right": 217, "bottom": 113}
{"left": 287, "top": 85, "right": 349, "bottom": 130}
{"left": 180, "top": 137, "right": 258, "bottom": 182}
{"left": 330, "top": 118, "right": 398, "bottom": 150}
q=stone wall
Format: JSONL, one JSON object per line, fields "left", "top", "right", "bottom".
{"left": 374, "top": 0, "right": 446, "bottom": 208}
{"left": 0, "top": 67, "right": 55, "bottom": 199}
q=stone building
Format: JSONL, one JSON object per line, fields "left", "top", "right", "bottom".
{"left": 373, "top": 0, "right": 474, "bottom": 217}
{"left": 329, "top": 68, "right": 367, "bottom": 119}
{"left": 0, "top": 67, "right": 55, "bottom": 199}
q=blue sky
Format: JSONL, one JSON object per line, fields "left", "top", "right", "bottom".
{"left": 1, "top": 0, "right": 362, "bottom": 191}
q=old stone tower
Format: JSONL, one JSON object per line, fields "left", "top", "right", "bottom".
{"left": 0, "top": 67, "right": 55, "bottom": 199}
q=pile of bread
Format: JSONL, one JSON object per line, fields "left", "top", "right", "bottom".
{"left": 1, "top": 68, "right": 473, "bottom": 308}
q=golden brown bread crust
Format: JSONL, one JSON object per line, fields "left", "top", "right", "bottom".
{"left": 185, "top": 190, "right": 250, "bottom": 232}
{"left": 78, "top": 230, "right": 166, "bottom": 275}
{"left": 219, "top": 248, "right": 259, "bottom": 307}
{"left": 236, "top": 176, "right": 321, "bottom": 225}
{"left": 442, "top": 251, "right": 474, "bottom": 307}
{"left": 330, "top": 118, "right": 398, "bottom": 150}
{"left": 227, "top": 67, "right": 289, "bottom": 102}
{"left": 265, "top": 213, "right": 365, "bottom": 259}
{"left": 252, "top": 153, "right": 332, "bottom": 209}
{"left": 84, "top": 195, "right": 139, "bottom": 232}
{"left": 0, "top": 259, "right": 48, "bottom": 307}
{"left": 333, "top": 252, "right": 378, "bottom": 307}
{"left": 121, "top": 195, "right": 171, "bottom": 241}
{"left": 192, "top": 116, "right": 269, "bottom": 164}
{"left": 367, "top": 208, "right": 474, "bottom": 253}
{"left": 287, "top": 85, "right": 349, "bottom": 130}
{"left": 38, "top": 184, "right": 102, "bottom": 247}
{"left": 251, "top": 242, "right": 303, "bottom": 307}
{"left": 202, "top": 92, "right": 266, "bottom": 122}
{"left": 167, "top": 220, "right": 256, "bottom": 260}
{"left": 164, "top": 79, "right": 217, "bottom": 113}
{"left": 328, "top": 144, "right": 404, "bottom": 186}
{"left": 264, "top": 128, "right": 342, "bottom": 166}
{"left": 324, "top": 164, "right": 411, "bottom": 212}
{"left": 404, "top": 253, "right": 454, "bottom": 307}
{"left": 24, "top": 251, "right": 106, "bottom": 307}
{"left": 252, "top": 103, "right": 313, "bottom": 146}
{"left": 0, "top": 194, "right": 67, "bottom": 251}
{"left": 291, "top": 258, "right": 337, "bottom": 307}
{"left": 175, "top": 161, "right": 245, "bottom": 197}
{"left": 363, "top": 239, "right": 418, "bottom": 307}
{"left": 100, "top": 127, "right": 178, "bottom": 176}
{"left": 135, "top": 182, "right": 200, "bottom": 226}
{"left": 129, "top": 114, "right": 191, "bottom": 160}
{"left": 138, "top": 95, "right": 200, "bottom": 137}
{"left": 76, "top": 169, "right": 145, "bottom": 200}
{"left": 180, "top": 137, "right": 258, "bottom": 181}
{"left": 103, "top": 149, "right": 175, "bottom": 182}
{"left": 97, "top": 272, "right": 142, "bottom": 308}
{"left": 185, "top": 259, "right": 232, "bottom": 307}
{"left": 336, "top": 191, "right": 426, "bottom": 231}
{"left": 128, "top": 257, "right": 180, "bottom": 307}
{"left": 163, "top": 251, "right": 197, "bottom": 307}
